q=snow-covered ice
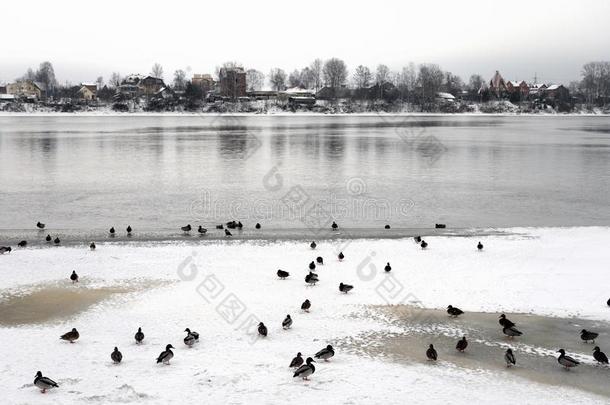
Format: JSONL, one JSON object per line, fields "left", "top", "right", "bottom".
{"left": 0, "top": 227, "right": 609, "bottom": 403}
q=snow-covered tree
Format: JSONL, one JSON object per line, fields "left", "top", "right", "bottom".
{"left": 246, "top": 69, "right": 265, "bottom": 91}
{"left": 268, "top": 68, "right": 287, "bottom": 91}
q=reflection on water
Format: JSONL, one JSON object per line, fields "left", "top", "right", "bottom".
{"left": 0, "top": 115, "right": 609, "bottom": 234}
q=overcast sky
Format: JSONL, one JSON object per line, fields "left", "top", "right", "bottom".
{"left": 1, "top": 0, "right": 609, "bottom": 86}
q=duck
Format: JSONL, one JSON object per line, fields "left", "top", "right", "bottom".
{"left": 181, "top": 224, "right": 192, "bottom": 233}
{"left": 277, "top": 269, "right": 290, "bottom": 279}
{"left": 293, "top": 357, "right": 316, "bottom": 380}
{"left": 477, "top": 241, "right": 483, "bottom": 250}
{"left": 134, "top": 327, "right": 144, "bottom": 344}
{"left": 593, "top": 346, "right": 609, "bottom": 364}
{"left": 447, "top": 305, "right": 464, "bottom": 317}
{"left": 338, "top": 252, "right": 345, "bottom": 261}
{"left": 309, "top": 261, "right": 316, "bottom": 270}
{"left": 258, "top": 322, "right": 268, "bottom": 337}
{"left": 414, "top": 236, "right": 422, "bottom": 243}
{"left": 456, "top": 336, "right": 468, "bottom": 352}
{"left": 184, "top": 332, "right": 196, "bottom": 347}
{"left": 305, "top": 272, "right": 319, "bottom": 286}
{"left": 505, "top": 349, "right": 516, "bottom": 367}
{"left": 499, "top": 314, "right": 515, "bottom": 328}
{"left": 34, "top": 371, "right": 58, "bottom": 393}
{"left": 426, "top": 344, "right": 437, "bottom": 361}
{"left": 198, "top": 225, "right": 207, "bottom": 235}
{"left": 225, "top": 229, "right": 232, "bottom": 237}
{"left": 282, "top": 315, "right": 293, "bottom": 329}
{"left": 385, "top": 224, "right": 391, "bottom": 229}
{"left": 315, "top": 345, "right": 335, "bottom": 361}
{"left": 339, "top": 282, "right": 353, "bottom": 293}
{"left": 226, "top": 221, "right": 237, "bottom": 229}
{"left": 607, "top": 298, "right": 610, "bottom": 307}
{"left": 185, "top": 328, "right": 199, "bottom": 341}
{"left": 581, "top": 329, "right": 599, "bottom": 343}
{"left": 301, "top": 299, "right": 311, "bottom": 312}
{"left": 111, "top": 347, "right": 123, "bottom": 363}
{"left": 18, "top": 240, "right": 27, "bottom": 247}
{"left": 384, "top": 262, "right": 392, "bottom": 272}
{"left": 420, "top": 240, "right": 428, "bottom": 249}
{"left": 331, "top": 221, "right": 338, "bottom": 230}
{"left": 237, "top": 221, "right": 243, "bottom": 229}
{"left": 89, "top": 242, "right": 96, "bottom": 250}
{"left": 45, "top": 234, "right": 52, "bottom": 242}
{"left": 255, "top": 223, "right": 261, "bottom": 229}
{"left": 557, "top": 349, "right": 579, "bottom": 369}
{"left": 0, "top": 246, "right": 11, "bottom": 254}
{"left": 316, "top": 256, "right": 323, "bottom": 265}
{"left": 36, "top": 221, "right": 45, "bottom": 230}
{"left": 60, "top": 328, "right": 79, "bottom": 343}
{"left": 435, "top": 223, "right": 446, "bottom": 229}
{"left": 503, "top": 326, "right": 523, "bottom": 338}
{"left": 289, "top": 352, "right": 304, "bottom": 368}
{"left": 126, "top": 225, "right": 132, "bottom": 235}
{"left": 53, "top": 237, "right": 60, "bottom": 244}
{"left": 156, "top": 344, "right": 175, "bottom": 364}
{"left": 70, "top": 270, "right": 79, "bottom": 283}
{"left": 216, "top": 224, "right": 224, "bottom": 229}
{"left": 109, "top": 227, "right": 115, "bottom": 236}
{"left": 310, "top": 241, "right": 316, "bottom": 249}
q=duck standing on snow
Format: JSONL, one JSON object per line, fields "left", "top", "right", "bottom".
{"left": 198, "top": 225, "right": 207, "bottom": 235}
{"left": 277, "top": 269, "right": 290, "bottom": 279}
{"left": 282, "top": 315, "right": 293, "bottom": 329}
{"left": 135, "top": 327, "right": 144, "bottom": 344}
{"left": 385, "top": 224, "right": 391, "bottom": 229}
{"left": 156, "top": 344, "right": 175, "bottom": 364}
{"left": 293, "top": 357, "right": 316, "bottom": 380}
{"left": 34, "top": 371, "right": 58, "bottom": 393}
{"left": 581, "top": 329, "right": 599, "bottom": 343}
{"left": 258, "top": 322, "right": 268, "bottom": 337}
{"left": 505, "top": 349, "right": 516, "bottom": 367}
{"left": 45, "top": 234, "right": 52, "bottom": 242}
{"left": 255, "top": 223, "right": 261, "bottom": 229}
{"left": 607, "top": 298, "right": 610, "bottom": 307}
{"left": 447, "top": 305, "right": 464, "bottom": 317}
{"left": 54, "top": 237, "right": 60, "bottom": 245}
{"left": 37, "top": 221, "right": 46, "bottom": 230}
{"left": 89, "top": 242, "right": 96, "bottom": 250}
{"left": 338, "top": 252, "right": 345, "bottom": 261}
{"left": 109, "top": 227, "right": 115, "bottom": 236}
{"left": 331, "top": 221, "right": 338, "bottom": 230}
{"left": 126, "top": 225, "right": 132, "bottom": 235}
{"left": 18, "top": 240, "right": 27, "bottom": 247}
{"left": 301, "top": 299, "right": 311, "bottom": 312}
{"left": 305, "top": 272, "right": 319, "bottom": 286}
{"left": 499, "top": 314, "right": 515, "bottom": 328}
{"left": 456, "top": 336, "right": 468, "bottom": 352}
{"left": 593, "top": 346, "right": 609, "bottom": 364}
{"left": 426, "top": 344, "right": 437, "bottom": 361}
{"left": 184, "top": 332, "right": 196, "bottom": 347}
{"left": 185, "top": 328, "right": 199, "bottom": 341}
{"left": 477, "top": 241, "right": 483, "bottom": 250}
{"left": 414, "top": 236, "right": 422, "bottom": 243}
{"left": 309, "top": 261, "right": 316, "bottom": 270}
{"left": 384, "top": 262, "right": 392, "bottom": 272}
{"left": 315, "top": 345, "right": 335, "bottom": 361}
{"left": 290, "top": 352, "right": 304, "bottom": 368}
{"left": 0, "top": 246, "right": 11, "bottom": 254}
{"left": 310, "top": 241, "right": 316, "bottom": 249}
{"left": 111, "top": 347, "right": 123, "bottom": 363}
{"left": 181, "top": 224, "right": 192, "bottom": 234}
{"left": 60, "top": 328, "right": 79, "bottom": 343}
{"left": 316, "top": 256, "right": 323, "bottom": 265}
{"left": 70, "top": 270, "right": 79, "bottom": 283}
{"left": 557, "top": 349, "right": 579, "bottom": 369}
{"left": 225, "top": 229, "right": 232, "bottom": 237}
{"left": 503, "top": 326, "right": 523, "bottom": 338}
{"left": 420, "top": 240, "right": 428, "bottom": 249}
{"left": 339, "top": 282, "right": 353, "bottom": 293}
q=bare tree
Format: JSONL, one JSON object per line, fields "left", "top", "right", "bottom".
{"left": 96, "top": 76, "right": 104, "bottom": 89}
{"left": 353, "top": 65, "right": 372, "bottom": 89}
{"left": 444, "top": 72, "right": 464, "bottom": 95}
{"left": 246, "top": 69, "right": 265, "bottom": 91}
{"left": 268, "top": 68, "right": 287, "bottom": 91}
{"left": 109, "top": 72, "right": 122, "bottom": 88}
{"left": 375, "top": 64, "right": 390, "bottom": 85}
{"left": 323, "top": 58, "right": 348, "bottom": 89}
{"left": 468, "top": 74, "right": 484, "bottom": 94}
{"left": 417, "top": 63, "right": 444, "bottom": 101}
{"left": 580, "top": 61, "right": 610, "bottom": 105}
{"left": 173, "top": 69, "right": 187, "bottom": 90}
{"left": 151, "top": 63, "right": 164, "bottom": 79}
{"left": 300, "top": 67, "right": 315, "bottom": 90}
{"left": 397, "top": 62, "right": 417, "bottom": 101}
{"left": 288, "top": 70, "right": 303, "bottom": 88}
{"left": 35, "top": 61, "right": 57, "bottom": 92}
{"left": 309, "top": 59, "right": 323, "bottom": 92}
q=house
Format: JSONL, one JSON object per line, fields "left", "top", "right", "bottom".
{"left": 219, "top": 67, "right": 246, "bottom": 98}
{"left": 192, "top": 74, "right": 215, "bottom": 94}
{"left": 77, "top": 83, "right": 97, "bottom": 100}
{"left": 140, "top": 76, "right": 165, "bottom": 96}
{"left": 0, "top": 85, "right": 6, "bottom": 94}
{"left": 117, "top": 84, "right": 140, "bottom": 99}
{"left": 506, "top": 80, "right": 529, "bottom": 96}
{"left": 6, "top": 80, "right": 43, "bottom": 100}
{"left": 154, "top": 87, "right": 175, "bottom": 100}
{"left": 544, "top": 84, "right": 570, "bottom": 102}
{"left": 247, "top": 90, "right": 278, "bottom": 100}
{"left": 528, "top": 83, "right": 547, "bottom": 98}
{"left": 488, "top": 70, "right": 507, "bottom": 97}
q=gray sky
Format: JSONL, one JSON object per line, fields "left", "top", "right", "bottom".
{"left": 1, "top": 0, "right": 609, "bottom": 85}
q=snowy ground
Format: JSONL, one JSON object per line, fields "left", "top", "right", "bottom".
{"left": 0, "top": 227, "right": 609, "bottom": 404}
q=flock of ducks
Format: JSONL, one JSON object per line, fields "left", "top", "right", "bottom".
{"left": 3, "top": 222, "right": 610, "bottom": 393}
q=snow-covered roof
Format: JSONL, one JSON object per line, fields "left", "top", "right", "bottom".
{"left": 436, "top": 92, "right": 455, "bottom": 99}
{"left": 0, "top": 94, "right": 16, "bottom": 100}
{"left": 546, "top": 84, "right": 561, "bottom": 90}
{"left": 508, "top": 80, "right": 525, "bottom": 87}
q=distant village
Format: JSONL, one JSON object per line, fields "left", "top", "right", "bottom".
{"left": 1, "top": 60, "right": 609, "bottom": 114}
